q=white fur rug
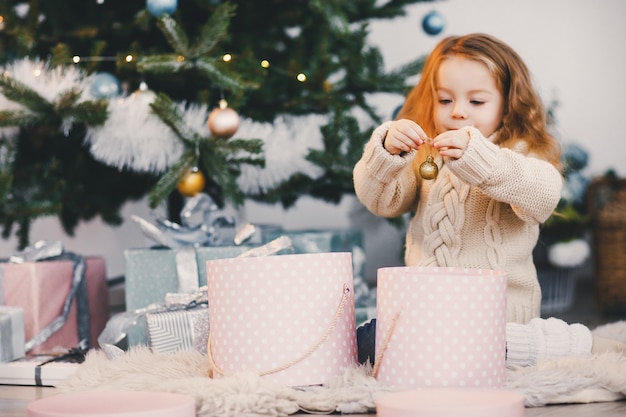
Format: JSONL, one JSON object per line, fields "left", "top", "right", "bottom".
{"left": 56, "top": 321, "right": 626, "bottom": 416}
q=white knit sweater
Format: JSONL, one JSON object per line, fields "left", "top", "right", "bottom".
{"left": 353, "top": 123, "right": 563, "bottom": 323}
{"left": 506, "top": 317, "right": 593, "bottom": 367}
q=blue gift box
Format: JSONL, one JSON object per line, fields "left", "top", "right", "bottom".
{"left": 0, "top": 306, "right": 25, "bottom": 362}
{"left": 124, "top": 246, "right": 251, "bottom": 312}
{"left": 265, "top": 228, "right": 362, "bottom": 253}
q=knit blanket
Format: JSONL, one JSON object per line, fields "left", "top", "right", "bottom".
{"left": 56, "top": 321, "right": 626, "bottom": 416}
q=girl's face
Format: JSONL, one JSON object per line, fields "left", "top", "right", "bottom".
{"left": 434, "top": 55, "right": 504, "bottom": 138}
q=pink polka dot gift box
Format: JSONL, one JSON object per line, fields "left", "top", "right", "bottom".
{"left": 374, "top": 267, "right": 508, "bottom": 389}
{"left": 206, "top": 252, "right": 358, "bottom": 386}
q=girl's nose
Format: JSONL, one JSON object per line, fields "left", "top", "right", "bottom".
{"left": 451, "top": 103, "right": 467, "bottom": 119}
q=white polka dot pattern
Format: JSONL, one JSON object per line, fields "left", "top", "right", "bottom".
{"left": 375, "top": 267, "right": 507, "bottom": 389}
{"left": 206, "top": 252, "right": 358, "bottom": 386}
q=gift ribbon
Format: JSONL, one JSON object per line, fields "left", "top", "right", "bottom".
{"left": 34, "top": 343, "right": 88, "bottom": 386}
{"left": 8, "top": 241, "right": 91, "bottom": 352}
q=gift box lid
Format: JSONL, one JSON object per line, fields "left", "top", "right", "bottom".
{"left": 375, "top": 388, "right": 524, "bottom": 417}
{"left": 27, "top": 391, "right": 196, "bottom": 417}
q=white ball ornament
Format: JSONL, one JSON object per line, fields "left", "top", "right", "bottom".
{"left": 208, "top": 99, "right": 240, "bottom": 139}
{"left": 90, "top": 72, "right": 121, "bottom": 99}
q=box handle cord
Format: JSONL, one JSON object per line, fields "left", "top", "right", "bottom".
{"left": 371, "top": 306, "right": 403, "bottom": 379}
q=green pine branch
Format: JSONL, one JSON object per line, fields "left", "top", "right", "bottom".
{"left": 147, "top": 92, "right": 264, "bottom": 208}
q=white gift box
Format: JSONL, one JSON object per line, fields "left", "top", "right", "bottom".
{"left": 0, "top": 355, "right": 79, "bottom": 386}
{"left": 146, "top": 306, "right": 208, "bottom": 354}
{"left": 374, "top": 267, "right": 507, "bottom": 389}
{"left": 206, "top": 252, "right": 358, "bottom": 386}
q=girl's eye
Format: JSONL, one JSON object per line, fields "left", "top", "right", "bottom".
{"left": 470, "top": 100, "right": 485, "bottom": 105}
{"left": 438, "top": 99, "right": 452, "bottom": 104}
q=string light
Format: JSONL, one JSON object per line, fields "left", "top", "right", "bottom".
{"left": 69, "top": 52, "right": 307, "bottom": 83}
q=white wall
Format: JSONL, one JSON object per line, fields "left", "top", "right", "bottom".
{"left": 2, "top": 0, "right": 625, "bottom": 284}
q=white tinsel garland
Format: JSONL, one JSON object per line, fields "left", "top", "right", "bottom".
{"left": 235, "top": 114, "right": 326, "bottom": 194}
{"left": 0, "top": 58, "right": 94, "bottom": 138}
{"left": 84, "top": 90, "right": 187, "bottom": 173}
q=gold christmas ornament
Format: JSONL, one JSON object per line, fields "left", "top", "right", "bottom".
{"left": 177, "top": 167, "right": 206, "bottom": 196}
{"left": 208, "top": 99, "right": 240, "bottom": 139}
{"left": 419, "top": 154, "right": 438, "bottom": 180}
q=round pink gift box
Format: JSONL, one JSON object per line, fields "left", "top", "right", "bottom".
{"left": 376, "top": 388, "right": 525, "bottom": 417}
{"left": 206, "top": 252, "right": 358, "bottom": 386}
{"left": 375, "top": 267, "right": 507, "bottom": 389}
{"left": 27, "top": 391, "right": 196, "bottom": 417}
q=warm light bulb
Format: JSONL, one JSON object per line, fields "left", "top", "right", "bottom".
{"left": 222, "top": 54, "right": 232, "bottom": 63}
{"left": 218, "top": 99, "right": 228, "bottom": 109}
{"left": 260, "top": 60, "right": 270, "bottom": 69}
{"left": 177, "top": 55, "right": 185, "bottom": 62}
{"left": 72, "top": 56, "right": 81, "bottom": 63}
{"left": 125, "top": 54, "right": 133, "bottom": 62}
{"left": 296, "top": 73, "right": 307, "bottom": 82}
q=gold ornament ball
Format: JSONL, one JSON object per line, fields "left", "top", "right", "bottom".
{"left": 208, "top": 106, "right": 240, "bottom": 138}
{"left": 177, "top": 169, "right": 206, "bottom": 196}
{"left": 419, "top": 155, "right": 439, "bottom": 180}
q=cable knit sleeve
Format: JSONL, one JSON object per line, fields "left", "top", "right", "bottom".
{"left": 505, "top": 317, "right": 592, "bottom": 368}
{"left": 353, "top": 122, "right": 420, "bottom": 217}
{"left": 445, "top": 126, "right": 563, "bottom": 224}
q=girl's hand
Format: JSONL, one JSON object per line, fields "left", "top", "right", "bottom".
{"left": 433, "top": 129, "right": 470, "bottom": 159}
{"left": 384, "top": 119, "right": 429, "bottom": 155}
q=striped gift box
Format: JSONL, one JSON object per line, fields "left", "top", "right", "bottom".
{"left": 146, "top": 307, "right": 208, "bottom": 354}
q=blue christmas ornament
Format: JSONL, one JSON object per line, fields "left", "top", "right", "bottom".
{"left": 422, "top": 10, "right": 445, "bottom": 36}
{"left": 562, "top": 143, "right": 589, "bottom": 172}
{"left": 90, "top": 72, "right": 121, "bottom": 99}
{"left": 146, "top": 0, "right": 178, "bottom": 17}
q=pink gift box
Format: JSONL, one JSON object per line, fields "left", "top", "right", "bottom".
{"left": 1, "top": 257, "right": 109, "bottom": 354}
{"left": 206, "top": 252, "right": 358, "bottom": 386}
{"left": 374, "top": 267, "right": 507, "bottom": 389}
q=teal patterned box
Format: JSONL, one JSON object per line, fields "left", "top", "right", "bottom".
{"left": 266, "top": 228, "right": 361, "bottom": 252}
{"left": 124, "top": 246, "right": 250, "bottom": 312}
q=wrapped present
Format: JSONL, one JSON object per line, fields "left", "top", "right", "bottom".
{"left": 0, "top": 353, "right": 82, "bottom": 386}
{"left": 1, "top": 241, "right": 109, "bottom": 355}
{"left": 147, "top": 306, "right": 208, "bottom": 354}
{"left": 0, "top": 306, "right": 25, "bottom": 362}
{"left": 124, "top": 245, "right": 251, "bottom": 311}
{"left": 265, "top": 228, "right": 363, "bottom": 258}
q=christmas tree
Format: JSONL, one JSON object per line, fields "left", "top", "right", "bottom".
{"left": 0, "top": 0, "right": 428, "bottom": 248}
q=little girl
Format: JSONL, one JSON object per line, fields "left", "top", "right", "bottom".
{"left": 353, "top": 33, "right": 562, "bottom": 324}
{"left": 353, "top": 33, "right": 626, "bottom": 365}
